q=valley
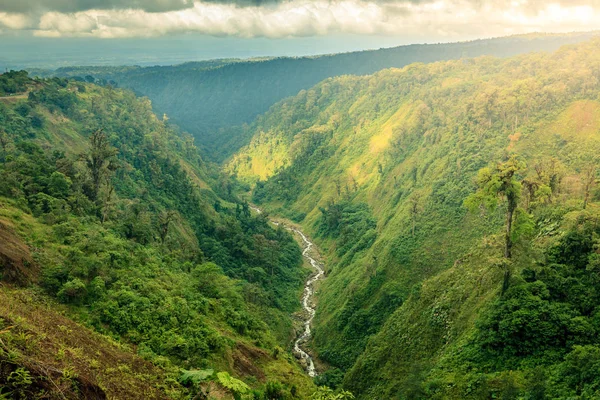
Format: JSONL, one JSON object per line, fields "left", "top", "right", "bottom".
{"left": 251, "top": 205, "right": 325, "bottom": 378}
{"left": 290, "top": 227, "right": 324, "bottom": 379}
{"left": 3, "top": 30, "right": 600, "bottom": 400}
{"left": 0, "top": 73, "right": 316, "bottom": 399}
{"left": 230, "top": 37, "right": 600, "bottom": 398}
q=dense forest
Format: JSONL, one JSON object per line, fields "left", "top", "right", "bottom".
{"left": 229, "top": 37, "right": 600, "bottom": 398}
{"left": 44, "top": 32, "right": 596, "bottom": 161}
{"left": 0, "top": 72, "right": 340, "bottom": 399}
{"left": 6, "top": 32, "right": 600, "bottom": 400}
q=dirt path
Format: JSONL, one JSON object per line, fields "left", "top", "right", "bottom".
{"left": 0, "top": 92, "right": 29, "bottom": 101}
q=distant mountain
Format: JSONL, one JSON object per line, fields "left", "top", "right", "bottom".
{"left": 47, "top": 32, "right": 598, "bottom": 161}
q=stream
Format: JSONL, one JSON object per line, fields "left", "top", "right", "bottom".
{"left": 250, "top": 206, "right": 324, "bottom": 377}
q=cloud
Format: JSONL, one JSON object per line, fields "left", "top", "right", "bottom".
{"left": 0, "top": 0, "right": 195, "bottom": 14}
{"left": 0, "top": 12, "right": 33, "bottom": 29}
{"left": 0, "top": 0, "right": 600, "bottom": 39}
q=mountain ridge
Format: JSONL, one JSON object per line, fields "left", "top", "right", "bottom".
{"left": 43, "top": 31, "right": 599, "bottom": 161}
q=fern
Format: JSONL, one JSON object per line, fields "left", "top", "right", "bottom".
{"left": 216, "top": 371, "right": 250, "bottom": 395}
{"left": 179, "top": 369, "right": 214, "bottom": 385}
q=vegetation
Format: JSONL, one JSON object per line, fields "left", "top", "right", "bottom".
{"left": 7, "top": 32, "right": 600, "bottom": 400}
{"left": 0, "top": 285, "right": 183, "bottom": 399}
{"left": 229, "top": 37, "right": 600, "bottom": 398}
{"left": 0, "top": 72, "right": 316, "bottom": 398}
{"left": 44, "top": 32, "right": 596, "bottom": 161}
{"left": 0, "top": 70, "right": 30, "bottom": 96}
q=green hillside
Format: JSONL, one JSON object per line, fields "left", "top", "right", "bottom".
{"left": 229, "top": 38, "right": 600, "bottom": 398}
{"left": 0, "top": 73, "right": 316, "bottom": 398}
{"left": 45, "top": 32, "right": 596, "bottom": 161}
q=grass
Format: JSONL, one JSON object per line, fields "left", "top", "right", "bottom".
{"left": 0, "top": 285, "right": 183, "bottom": 399}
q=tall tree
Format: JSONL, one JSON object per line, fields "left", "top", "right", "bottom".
{"left": 158, "top": 210, "right": 178, "bottom": 244}
{"left": 82, "top": 129, "right": 118, "bottom": 200}
{"left": 582, "top": 165, "right": 597, "bottom": 210}
{"left": 465, "top": 155, "right": 526, "bottom": 259}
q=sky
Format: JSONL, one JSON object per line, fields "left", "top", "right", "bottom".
{"left": 1, "top": 0, "right": 600, "bottom": 68}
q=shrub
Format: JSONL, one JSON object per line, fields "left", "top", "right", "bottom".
{"left": 58, "top": 278, "right": 87, "bottom": 304}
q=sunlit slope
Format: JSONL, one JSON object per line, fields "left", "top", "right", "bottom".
{"left": 49, "top": 32, "right": 597, "bottom": 160}
{"left": 343, "top": 97, "right": 600, "bottom": 400}
{"left": 229, "top": 39, "right": 600, "bottom": 397}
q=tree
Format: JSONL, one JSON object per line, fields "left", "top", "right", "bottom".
{"left": 561, "top": 345, "right": 600, "bottom": 396}
{"left": 0, "top": 129, "right": 9, "bottom": 156}
{"left": 82, "top": 129, "right": 118, "bottom": 200}
{"left": 408, "top": 192, "right": 423, "bottom": 237}
{"left": 48, "top": 171, "right": 72, "bottom": 199}
{"left": 158, "top": 210, "right": 178, "bottom": 244}
{"left": 465, "top": 155, "right": 525, "bottom": 260}
{"left": 100, "top": 179, "right": 115, "bottom": 224}
{"left": 521, "top": 177, "right": 539, "bottom": 213}
{"left": 582, "top": 165, "right": 597, "bottom": 210}
{"left": 521, "top": 175, "right": 551, "bottom": 213}
{"left": 534, "top": 158, "right": 564, "bottom": 198}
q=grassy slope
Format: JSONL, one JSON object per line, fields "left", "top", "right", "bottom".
{"left": 343, "top": 100, "right": 600, "bottom": 399}
{"left": 0, "top": 199, "right": 180, "bottom": 399}
{"left": 228, "top": 39, "right": 600, "bottom": 397}
{"left": 0, "top": 286, "right": 177, "bottom": 399}
{"left": 0, "top": 201, "right": 313, "bottom": 398}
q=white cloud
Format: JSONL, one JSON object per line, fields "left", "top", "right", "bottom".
{"left": 0, "top": 1, "right": 598, "bottom": 39}
{"left": 38, "top": 12, "right": 99, "bottom": 33}
{"left": 0, "top": 12, "right": 33, "bottom": 29}
{"left": 0, "top": 0, "right": 195, "bottom": 14}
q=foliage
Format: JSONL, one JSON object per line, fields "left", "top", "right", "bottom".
{"left": 0, "top": 73, "right": 313, "bottom": 396}
{"left": 217, "top": 371, "right": 251, "bottom": 398}
{"left": 314, "top": 368, "right": 345, "bottom": 389}
{"left": 464, "top": 156, "right": 525, "bottom": 217}
{"left": 229, "top": 37, "right": 600, "bottom": 399}
{"left": 47, "top": 33, "right": 595, "bottom": 161}
{"left": 2, "top": 367, "right": 33, "bottom": 398}
{"left": 475, "top": 223, "right": 600, "bottom": 365}
{"left": 316, "top": 201, "right": 377, "bottom": 259}
{"left": 0, "top": 70, "right": 30, "bottom": 96}
{"left": 310, "top": 386, "right": 355, "bottom": 400}
{"left": 179, "top": 368, "right": 214, "bottom": 385}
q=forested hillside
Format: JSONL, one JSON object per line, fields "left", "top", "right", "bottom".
{"left": 229, "top": 38, "right": 600, "bottom": 398}
{"left": 0, "top": 73, "right": 317, "bottom": 398}
{"left": 47, "top": 32, "right": 596, "bottom": 161}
